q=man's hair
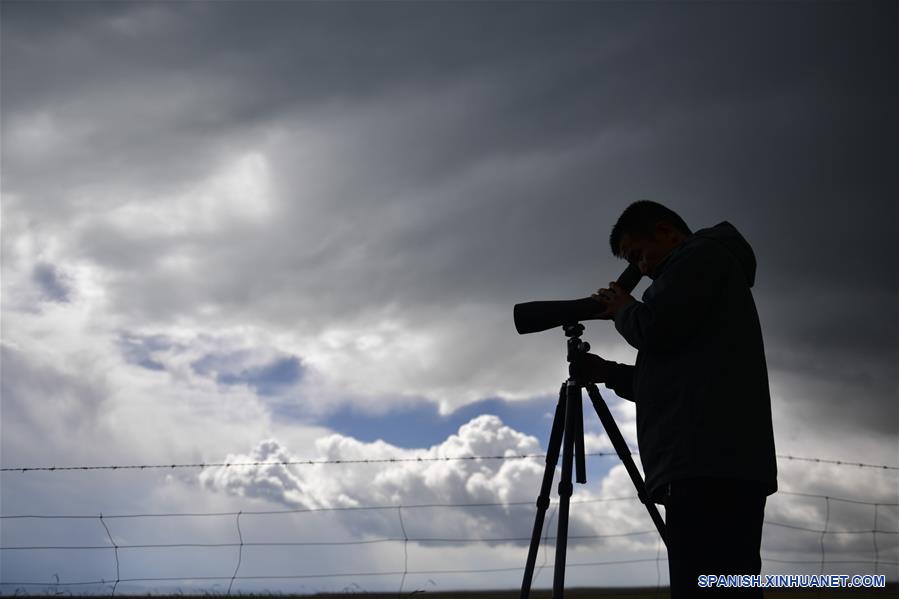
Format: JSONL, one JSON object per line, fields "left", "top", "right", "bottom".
{"left": 609, "top": 200, "right": 692, "bottom": 257}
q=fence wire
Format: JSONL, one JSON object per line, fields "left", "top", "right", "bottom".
{"left": 2, "top": 453, "right": 897, "bottom": 473}
{"left": 2, "top": 454, "right": 897, "bottom": 594}
{"left": 1, "top": 492, "right": 897, "bottom": 593}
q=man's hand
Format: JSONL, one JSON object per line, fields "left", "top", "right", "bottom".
{"left": 591, "top": 281, "right": 636, "bottom": 319}
{"left": 569, "top": 353, "right": 614, "bottom": 384}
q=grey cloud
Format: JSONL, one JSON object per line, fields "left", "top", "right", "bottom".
{"left": 118, "top": 332, "right": 184, "bottom": 372}
{"left": 116, "top": 332, "right": 307, "bottom": 396}
{"left": 32, "top": 262, "right": 70, "bottom": 303}
{"left": 193, "top": 352, "right": 305, "bottom": 397}
{"left": 2, "top": 2, "right": 895, "bottom": 441}
{"left": 0, "top": 344, "right": 107, "bottom": 464}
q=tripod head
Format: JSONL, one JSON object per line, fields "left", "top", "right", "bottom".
{"left": 563, "top": 323, "right": 591, "bottom": 365}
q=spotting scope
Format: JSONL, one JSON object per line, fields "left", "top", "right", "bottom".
{"left": 513, "top": 264, "right": 642, "bottom": 334}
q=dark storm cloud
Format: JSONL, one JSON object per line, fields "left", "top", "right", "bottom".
{"left": 2, "top": 3, "right": 896, "bottom": 433}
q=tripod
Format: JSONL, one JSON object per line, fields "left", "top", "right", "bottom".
{"left": 520, "top": 322, "right": 667, "bottom": 599}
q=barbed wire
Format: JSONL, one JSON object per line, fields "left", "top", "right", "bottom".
{"left": 0, "top": 452, "right": 614, "bottom": 473}
{"left": 2, "top": 449, "right": 897, "bottom": 593}
{"left": 2, "top": 452, "right": 896, "bottom": 473}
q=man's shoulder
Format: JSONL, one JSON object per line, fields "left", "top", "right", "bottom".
{"left": 658, "top": 233, "right": 730, "bottom": 275}
{"left": 668, "top": 223, "right": 753, "bottom": 276}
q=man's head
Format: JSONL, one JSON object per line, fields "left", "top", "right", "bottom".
{"left": 610, "top": 201, "right": 692, "bottom": 277}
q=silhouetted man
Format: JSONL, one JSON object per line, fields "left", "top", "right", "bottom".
{"left": 576, "top": 200, "right": 777, "bottom": 598}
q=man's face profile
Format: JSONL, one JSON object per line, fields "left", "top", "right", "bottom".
{"left": 618, "top": 223, "right": 685, "bottom": 278}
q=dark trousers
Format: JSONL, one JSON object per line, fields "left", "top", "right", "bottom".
{"left": 663, "top": 477, "right": 767, "bottom": 598}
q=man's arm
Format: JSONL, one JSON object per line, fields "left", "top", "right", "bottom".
{"left": 614, "top": 241, "right": 729, "bottom": 352}
{"left": 570, "top": 354, "right": 636, "bottom": 401}
{"left": 604, "top": 361, "right": 636, "bottom": 401}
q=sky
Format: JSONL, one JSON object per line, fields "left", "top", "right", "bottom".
{"left": 1, "top": 1, "right": 897, "bottom": 594}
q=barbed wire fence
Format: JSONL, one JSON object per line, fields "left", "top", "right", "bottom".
{"left": 2, "top": 452, "right": 897, "bottom": 473}
{"left": 1, "top": 453, "right": 897, "bottom": 595}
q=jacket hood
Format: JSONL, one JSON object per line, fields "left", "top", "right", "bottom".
{"left": 693, "top": 221, "right": 757, "bottom": 287}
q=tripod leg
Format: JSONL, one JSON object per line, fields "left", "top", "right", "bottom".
{"left": 573, "top": 394, "right": 586, "bottom": 485}
{"left": 552, "top": 379, "right": 580, "bottom": 599}
{"left": 520, "top": 384, "right": 567, "bottom": 599}
{"left": 584, "top": 383, "right": 667, "bottom": 546}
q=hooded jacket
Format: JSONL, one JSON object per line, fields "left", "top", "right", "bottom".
{"left": 604, "top": 222, "right": 777, "bottom": 500}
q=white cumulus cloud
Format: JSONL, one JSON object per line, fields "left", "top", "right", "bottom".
{"left": 200, "top": 415, "right": 548, "bottom": 540}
